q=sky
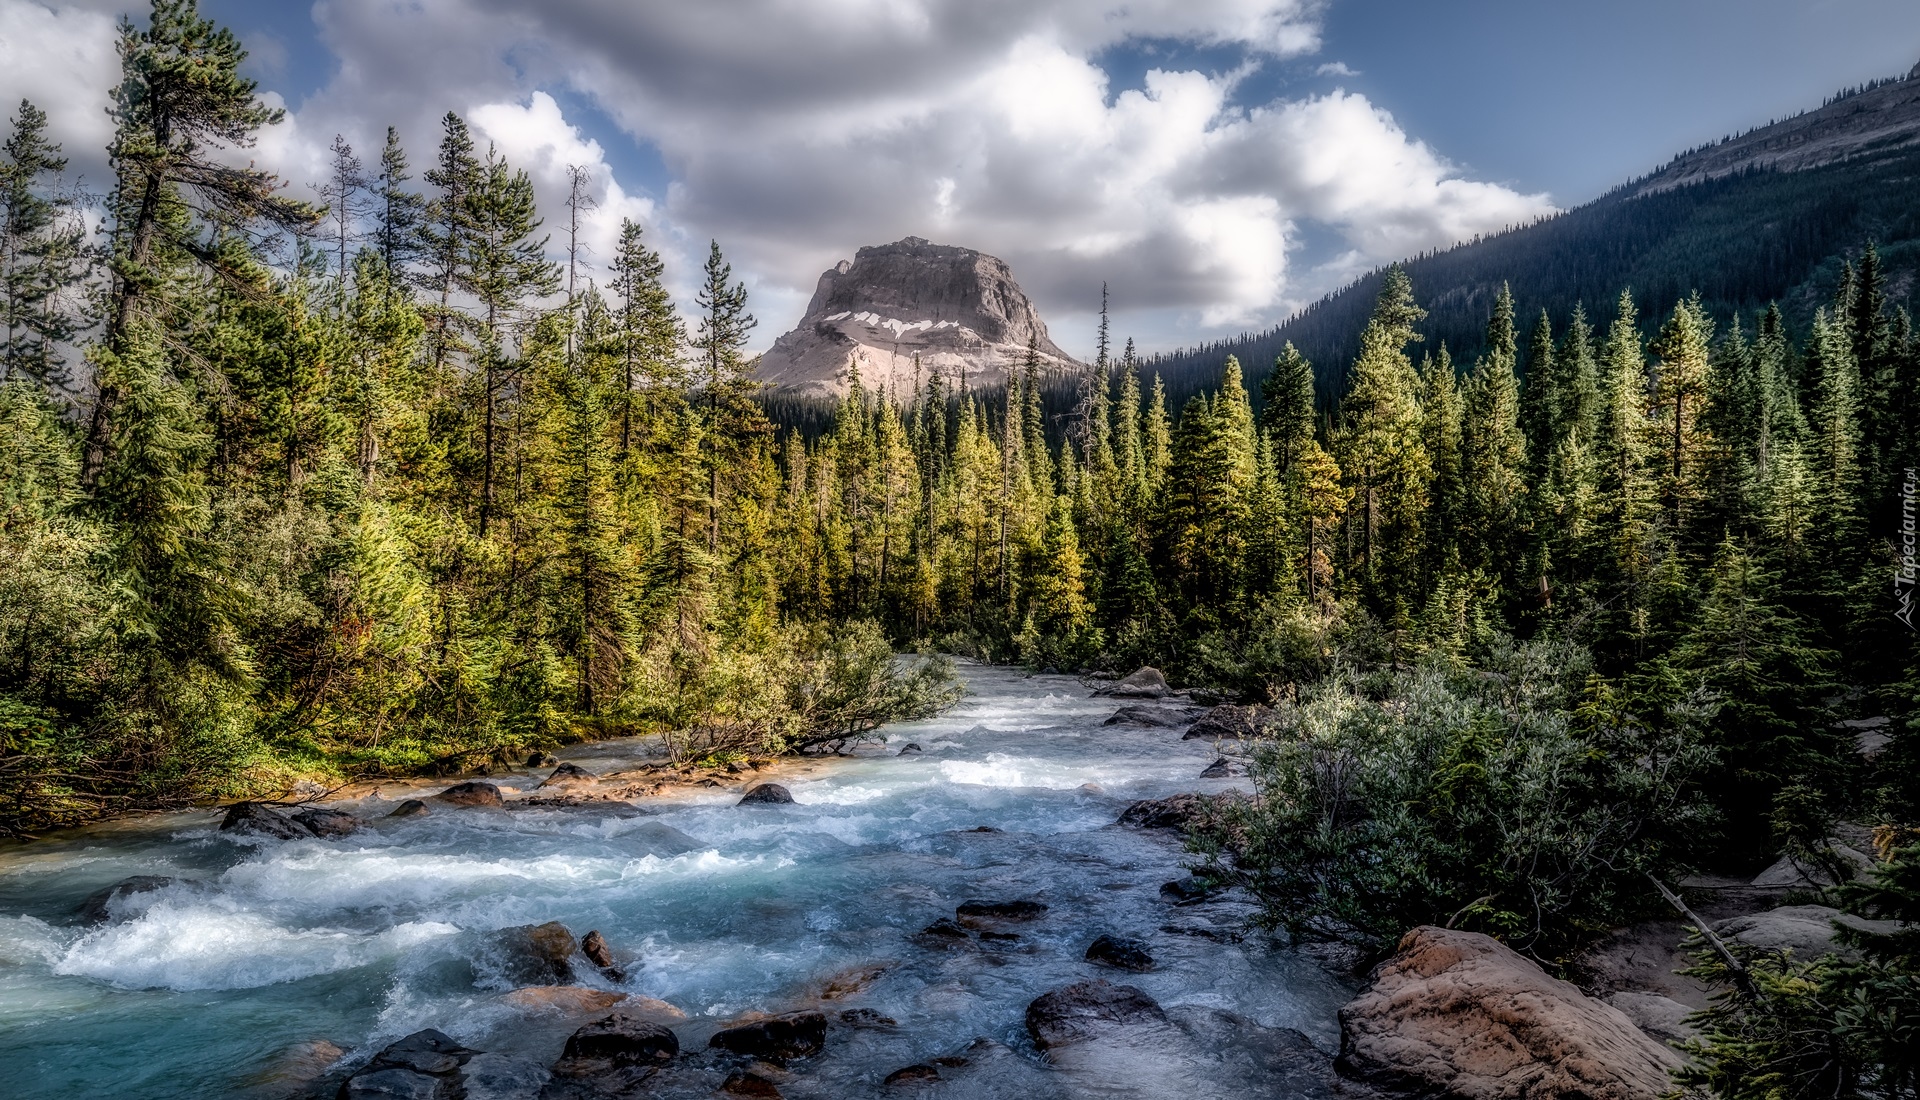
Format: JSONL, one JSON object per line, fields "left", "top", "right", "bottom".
{"left": 2, "top": 0, "right": 1918, "bottom": 359}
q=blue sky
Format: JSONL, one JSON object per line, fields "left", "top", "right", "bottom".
{"left": 6, "top": 0, "right": 1919, "bottom": 355}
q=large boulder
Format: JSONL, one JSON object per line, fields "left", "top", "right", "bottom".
{"left": 1085, "top": 934, "right": 1155, "bottom": 972}
{"left": 1712, "top": 904, "right": 1901, "bottom": 961}
{"left": 293, "top": 808, "right": 363, "bottom": 837}
{"left": 707, "top": 1010, "right": 828, "bottom": 1062}
{"left": 1749, "top": 844, "right": 1874, "bottom": 888}
{"left": 1606, "top": 992, "right": 1699, "bottom": 1047}
{"left": 434, "top": 781, "right": 504, "bottom": 807}
{"left": 738, "top": 783, "right": 794, "bottom": 806}
{"left": 221, "top": 801, "right": 313, "bottom": 840}
{"left": 490, "top": 922, "right": 579, "bottom": 986}
{"left": 1101, "top": 667, "right": 1171, "bottom": 699}
{"left": 1025, "top": 979, "right": 1167, "bottom": 1050}
{"left": 1183, "top": 704, "right": 1271, "bottom": 741}
{"left": 1337, "top": 926, "right": 1680, "bottom": 1100}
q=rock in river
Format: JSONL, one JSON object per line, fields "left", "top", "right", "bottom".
{"left": 537, "top": 763, "right": 598, "bottom": 790}
{"left": 708, "top": 1010, "right": 828, "bottom": 1062}
{"left": 491, "top": 921, "right": 580, "bottom": 985}
{"left": 956, "top": 899, "right": 1048, "bottom": 921}
{"left": 293, "top": 808, "right": 362, "bottom": 837}
{"left": 434, "top": 781, "right": 503, "bottom": 807}
{"left": 220, "top": 801, "right": 313, "bottom": 840}
{"left": 1100, "top": 667, "right": 1170, "bottom": 699}
{"left": 337, "top": 1029, "right": 478, "bottom": 1100}
{"left": 1117, "top": 794, "right": 1223, "bottom": 831}
{"left": 738, "top": 783, "right": 794, "bottom": 806}
{"left": 1103, "top": 705, "right": 1189, "bottom": 728}
{"left": 1025, "top": 979, "right": 1167, "bottom": 1050}
{"left": 76, "top": 875, "right": 181, "bottom": 924}
{"left": 1085, "top": 934, "right": 1155, "bottom": 972}
{"left": 1337, "top": 925, "right": 1680, "bottom": 1100}
{"left": 387, "top": 799, "right": 429, "bottom": 818}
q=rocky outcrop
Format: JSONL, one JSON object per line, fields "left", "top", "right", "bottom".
{"left": 1025, "top": 979, "right": 1167, "bottom": 1050}
{"left": 1117, "top": 793, "right": 1221, "bottom": 830}
{"left": 1749, "top": 843, "right": 1874, "bottom": 888}
{"left": 1605, "top": 992, "right": 1699, "bottom": 1047}
{"left": 1184, "top": 704, "right": 1271, "bottom": 741}
{"left": 1100, "top": 667, "right": 1171, "bottom": 699}
{"left": 1713, "top": 904, "right": 1901, "bottom": 961}
{"left": 1637, "top": 70, "right": 1920, "bottom": 194}
{"left": 756, "top": 237, "right": 1081, "bottom": 397}
{"left": 336, "top": 1029, "right": 482, "bottom": 1100}
{"left": 1338, "top": 926, "right": 1681, "bottom": 1100}
{"left": 537, "top": 763, "right": 597, "bottom": 790}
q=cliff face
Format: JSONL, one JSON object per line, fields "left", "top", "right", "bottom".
{"left": 1636, "top": 69, "right": 1920, "bottom": 194}
{"left": 756, "top": 237, "right": 1081, "bottom": 397}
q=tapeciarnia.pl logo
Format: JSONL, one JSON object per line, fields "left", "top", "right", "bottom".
{"left": 1899, "top": 467, "right": 1917, "bottom": 629}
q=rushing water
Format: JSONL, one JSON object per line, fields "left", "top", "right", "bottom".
{"left": 0, "top": 664, "right": 1353, "bottom": 1099}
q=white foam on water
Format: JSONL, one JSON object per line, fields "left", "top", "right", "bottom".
{"left": 53, "top": 902, "right": 459, "bottom": 991}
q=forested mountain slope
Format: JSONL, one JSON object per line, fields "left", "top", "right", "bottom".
{"left": 1147, "top": 67, "right": 1920, "bottom": 409}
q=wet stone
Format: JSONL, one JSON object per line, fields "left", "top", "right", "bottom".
{"left": 1199, "top": 758, "right": 1232, "bottom": 778}
{"left": 293, "top": 808, "right": 362, "bottom": 837}
{"left": 884, "top": 1063, "right": 941, "bottom": 1086}
{"left": 1025, "top": 980, "right": 1167, "bottom": 1050}
{"left": 708, "top": 1011, "right": 828, "bottom": 1062}
{"left": 897, "top": 742, "right": 924, "bottom": 755}
{"left": 1159, "top": 877, "right": 1213, "bottom": 904}
{"left": 956, "top": 899, "right": 1047, "bottom": 921}
{"left": 581, "top": 930, "right": 616, "bottom": 970}
{"left": 76, "top": 875, "right": 179, "bottom": 924}
{"left": 220, "top": 801, "right": 312, "bottom": 840}
{"left": 1085, "top": 934, "right": 1155, "bottom": 972}
{"left": 839, "top": 1008, "right": 898, "bottom": 1029}
{"left": 434, "top": 781, "right": 503, "bottom": 807}
{"left": 538, "top": 763, "right": 596, "bottom": 789}
{"left": 387, "top": 799, "right": 429, "bottom": 818}
{"left": 721, "top": 1072, "right": 784, "bottom": 1098}
{"left": 493, "top": 922, "right": 579, "bottom": 985}
{"left": 552, "top": 1012, "right": 679, "bottom": 1070}
{"left": 738, "top": 783, "right": 794, "bottom": 806}
{"left": 915, "top": 918, "right": 971, "bottom": 944}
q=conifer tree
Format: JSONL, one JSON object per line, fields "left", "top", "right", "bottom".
{"left": 1, "top": 100, "right": 87, "bottom": 388}
{"left": 1336, "top": 267, "right": 1431, "bottom": 624}
{"left": 419, "top": 112, "right": 478, "bottom": 375}
{"left": 1648, "top": 295, "right": 1716, "bottom": 539}
{"left": 1419, "top": 346, "right": 1462, "bottom": 582}
{"left": 83, "top": 0, "right": 318, "bottom": 486}
{"left": 318, "top": 133, "right": 369, "bottom": 288}
{"left": 1590, "top": 291, "right": 1655, "bottom": 659}
{"left": 374, "top": 126, "right": 425, "bottom": 283}
{"left": 1262, "top": 342, "right": 1315, "bottom": 481}
{"left": 691, "top": 239, "right": 763, "bottom": 556}
{"left": 1459, "top": 284, "right": 1528, "bottom": 588}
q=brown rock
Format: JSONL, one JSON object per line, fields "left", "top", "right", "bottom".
{"left": 292, "top": 808, "right": 362, "bottom": 837}
{"left": 387, "top": 799, "right": 429, "bottom": 818}
{"left": 1116, "top": 794, "right": 1209, "bottom": 830}
{"left": 221, "top": 801, "right": 312, "bottom": 840}
{"left": 1024, "top": 979, "right": 1167, "bottom": 1050}
{"left": 434, "top": 781, "right": 503, "bottom": 807}
{"left": 1102, "top": 705, "right": 1189, "bottom": 728}
{"left": 708, "top": 1011, "right": 828, "bottom": 1062}
{"left": 495, "top": 986, "right": 627, "bottom": 1015}
{"left": 493, "top": 921, "right": 578, "bottom": 985}
{"left": 76, "top": 876, "right": 181, "bottom": 924}
{"left": 884, "top": 1064, "right": 941, "bottom": 1086}
{"left": 581, "top": 930, "right": 616, "bottom": 970}
{"left": 1337, "top": 925, "right": 1681, "bottom": 1100}
{"left": 722, "top": 1072, "right": 784, "bottom": 1098}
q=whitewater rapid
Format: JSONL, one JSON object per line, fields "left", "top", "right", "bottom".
{"left": 0, "top": 664, "right": 1353, "bottom": 1098}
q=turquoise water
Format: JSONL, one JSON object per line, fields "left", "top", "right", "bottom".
{"left": 0, "top": 664, "right": 1351, "bottom": 1098}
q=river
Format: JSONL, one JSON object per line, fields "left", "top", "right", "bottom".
{"left": 0, "top": 663, "right": 1354, "bottom": 1098}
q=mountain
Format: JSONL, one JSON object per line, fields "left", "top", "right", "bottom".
{"left": 1145, "top": 61, "right": 1920, "bottom": 413}
{"left": 756, "top": 237, "right": 1082, "bottom": 398}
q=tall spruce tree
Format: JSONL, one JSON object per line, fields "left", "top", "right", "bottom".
{"left": 373, "top": 126, "right": 425, "bottom": 283}
{"left": 83, "top": 0, "right": 318, "bottom": 486}
{"left": 1, "top": 100, "right": 87, "bottom": 388}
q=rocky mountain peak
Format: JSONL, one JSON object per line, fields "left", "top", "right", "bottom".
{"left": 756, "top": 238, "right": 1081, "bottom": 397}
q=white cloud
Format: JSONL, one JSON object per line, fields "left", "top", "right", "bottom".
{"left": 0, "top": 1, "right": 119, "bottom": 189}
{"left": 0, "top": 0, "right": 1554, "bottom": 355}
{"left": 1316, "top": 61, "right": 1360, "bottom": 77}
